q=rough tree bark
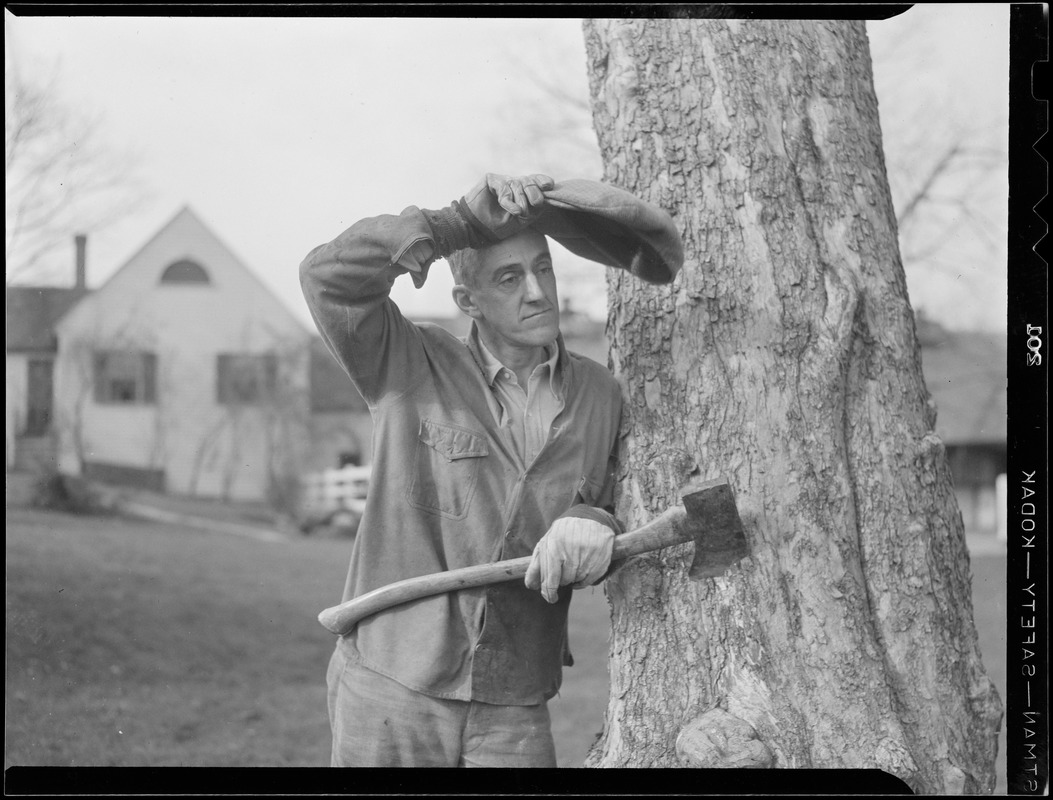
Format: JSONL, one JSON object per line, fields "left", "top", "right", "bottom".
{"left": 581, "top": 18, "right": 1003, "bottom": 793}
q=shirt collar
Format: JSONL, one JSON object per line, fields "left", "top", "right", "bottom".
{"left": 472, "top": 326, "right": 563, "bottom": 399}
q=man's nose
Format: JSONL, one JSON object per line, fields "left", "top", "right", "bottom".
{"left": 523, "top": 272, "right": 546, "bottom": 302}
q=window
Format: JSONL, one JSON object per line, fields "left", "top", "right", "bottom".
{"left": 26, "top": 359, "right": 54, "bottom": 435}
{"left": 160, "top": 259, "right": 211, "bottom": 284}
{"left": 217, "top": 353, "right": 277, "bottom": 405}
{"left": 94, "top": 351, "right": 157, "bottom": 405}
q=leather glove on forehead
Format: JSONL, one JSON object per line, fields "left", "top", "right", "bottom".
{"left": 456, "top": 173, "right": 555, "bottom": 245}
{"left": 420, "top": 173, "right": 683, "bottom": 284}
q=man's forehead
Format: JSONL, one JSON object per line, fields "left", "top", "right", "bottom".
{"left": 480, "top": 231, "right": 550, "bottom": 270}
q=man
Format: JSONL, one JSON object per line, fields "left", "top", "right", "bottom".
{"left": 300, "top": 173, "right": 681, "bottom": 768}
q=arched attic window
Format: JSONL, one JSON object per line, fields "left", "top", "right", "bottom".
{"left": 160, "top": 259, "right": 211, "bottom": 285}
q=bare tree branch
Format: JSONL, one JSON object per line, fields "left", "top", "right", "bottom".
{"left": 6, "top": 51, "right": 149, "bottom": 286}
{"left": 868, "top": 12, "right": 1008, "bottom": 295}
{"left": 895, "top": 143, "right": 963, "bottom": 225}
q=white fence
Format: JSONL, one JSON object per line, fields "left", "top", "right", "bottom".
{"left": 299, "top": 464, "right": 371, "bottom": 524}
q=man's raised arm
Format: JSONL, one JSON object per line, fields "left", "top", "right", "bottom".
{"left": 298, "top": 174, "right": 554, "bottom": 404}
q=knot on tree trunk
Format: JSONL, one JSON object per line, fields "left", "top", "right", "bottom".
{"left": 675, "top": 708, "right": 774, "bottom": 769}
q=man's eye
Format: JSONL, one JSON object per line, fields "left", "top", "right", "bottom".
{"left": 500, "top": 274, "right": 521, "bottom": 287}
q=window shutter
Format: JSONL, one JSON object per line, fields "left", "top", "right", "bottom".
{"left": 217, "top": 354, "right": 230, "bottom": 404}
{"left": 143, "top": 353, "right": 157, "bottom": 404}
{"left": 264, "top": 353, "right": 278, "bottom": 398}
{"left": 93, "top": 352, "right": 107, "bottom": 403}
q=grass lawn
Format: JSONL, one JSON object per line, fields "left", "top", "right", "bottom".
{"left": 5, "top": 507, "right": 345, "bottom": 768}
{"left": 5, "top": 507, "right": 1006, "bottom": 785}
{"left": 4, "top": 506, "right": 607, "bottom": 769}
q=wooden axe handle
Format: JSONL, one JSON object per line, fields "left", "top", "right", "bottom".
{"left": 318, "top": 505, "right": 691, "bottom": 636}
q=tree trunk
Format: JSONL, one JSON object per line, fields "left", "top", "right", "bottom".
{"left": 582, "top": 18, "right": 1002, "bottom": 793}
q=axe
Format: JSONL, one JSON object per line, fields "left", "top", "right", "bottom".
{"left": 317, "top": 477, "right": 748, "bottom": 636}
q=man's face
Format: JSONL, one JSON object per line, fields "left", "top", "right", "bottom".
{"left": 458, "top": 229, "right": 560, "bottom": 352}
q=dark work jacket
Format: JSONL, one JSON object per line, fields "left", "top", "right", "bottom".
{"left": 300, "top": 206, "right": 622, "bottom": 705}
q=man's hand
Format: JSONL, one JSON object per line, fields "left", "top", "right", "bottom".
{"left": 457, "top": 173, "right": 554, "bottom": 243}
{"left": 524, "top": 516, "right": 615, "bottom": 604}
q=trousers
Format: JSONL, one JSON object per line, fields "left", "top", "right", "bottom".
{"left": 326, "top": 644, "right": 557, "bottom": 767}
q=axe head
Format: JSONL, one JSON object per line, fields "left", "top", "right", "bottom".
{"left": 681, "top": 478, "right": 749, "bottom": 580}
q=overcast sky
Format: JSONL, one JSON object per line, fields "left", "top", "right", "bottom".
{"left": 5, "top": 7, "right": 1011, "bottom": 332}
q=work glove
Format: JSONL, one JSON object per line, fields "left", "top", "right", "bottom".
{"left": 457, "top": 173, "right": 554, "bottom": 243}
{"left": 422, "top": 173, "right": 555, "bottom": 255}
{"left": 525, "top": 516, "right": 615, "bottom": 604}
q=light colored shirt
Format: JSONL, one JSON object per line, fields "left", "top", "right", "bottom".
{"left": 476, "top": 334, "right": 564, "bottom": 466}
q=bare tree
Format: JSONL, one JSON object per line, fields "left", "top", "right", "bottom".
{"left": 55, "top": 337, "right": 96, "bottom": 475}
{"left": 866, "top": 13, "right": 1008, "bottom": 280}
{"left": 187, "top": 413, "right": 230, "bottom": 498}
{"left": 490, "top": 52, "right": 603, "bottom": 181}
{"left": 259, "top": 337, "right": 313, "bottom": 515}
{"left": 5, "top": 51, "right": 146, "bottom": 285}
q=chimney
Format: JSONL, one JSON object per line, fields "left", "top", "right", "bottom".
{"left": 75, "top": 234, "right": 87, "bottom": 289}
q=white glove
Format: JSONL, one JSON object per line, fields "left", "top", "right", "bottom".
{"left": 524, "top": 516, "right": 615, "bottom": 604}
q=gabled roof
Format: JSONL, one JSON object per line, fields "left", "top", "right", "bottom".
{"left": 57, "top": 205, "right": 309, "bottom": 339}
{"left": 920, "top": 325, "right": 1007, "bottom": 446}
{"left": 6, "top": 286, "right": 90, "bottom": 352}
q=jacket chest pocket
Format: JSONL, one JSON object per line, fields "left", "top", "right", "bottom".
{"left": 409, "top": 419, "right": 490, "bottom": 520}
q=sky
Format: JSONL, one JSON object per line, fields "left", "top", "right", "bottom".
{"left": 5, "top": 6, "right": 1012, "bottom": 332}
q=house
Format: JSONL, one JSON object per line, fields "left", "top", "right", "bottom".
{"left": 918, "top": 318, "right": 1007, "bottom": 541}
{"left": 6, "top": 236, "right": 92, "bottom": 473}
{"left": 50, "top": 207, "right": 318, "bottom": 503}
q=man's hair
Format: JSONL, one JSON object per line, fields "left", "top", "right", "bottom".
{"left": 448, "top": 248, "right": 483, "bottom": 288}
{"left": 449, "top": 230, "right": 551, "bottom": 288}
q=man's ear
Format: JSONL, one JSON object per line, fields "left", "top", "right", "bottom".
{"left": 452, "top": 285, "right": 482, "bottom": 319}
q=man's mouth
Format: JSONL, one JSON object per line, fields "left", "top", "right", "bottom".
{"left": 523, "top": 308, "right": 553, "bottom": 321}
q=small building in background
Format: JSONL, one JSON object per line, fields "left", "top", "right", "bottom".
{"left": 6, "top": 236, "right": 92, "bottom": 474}
{"left": 917, "top": 317, "right": 1007, "bottom": 542}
